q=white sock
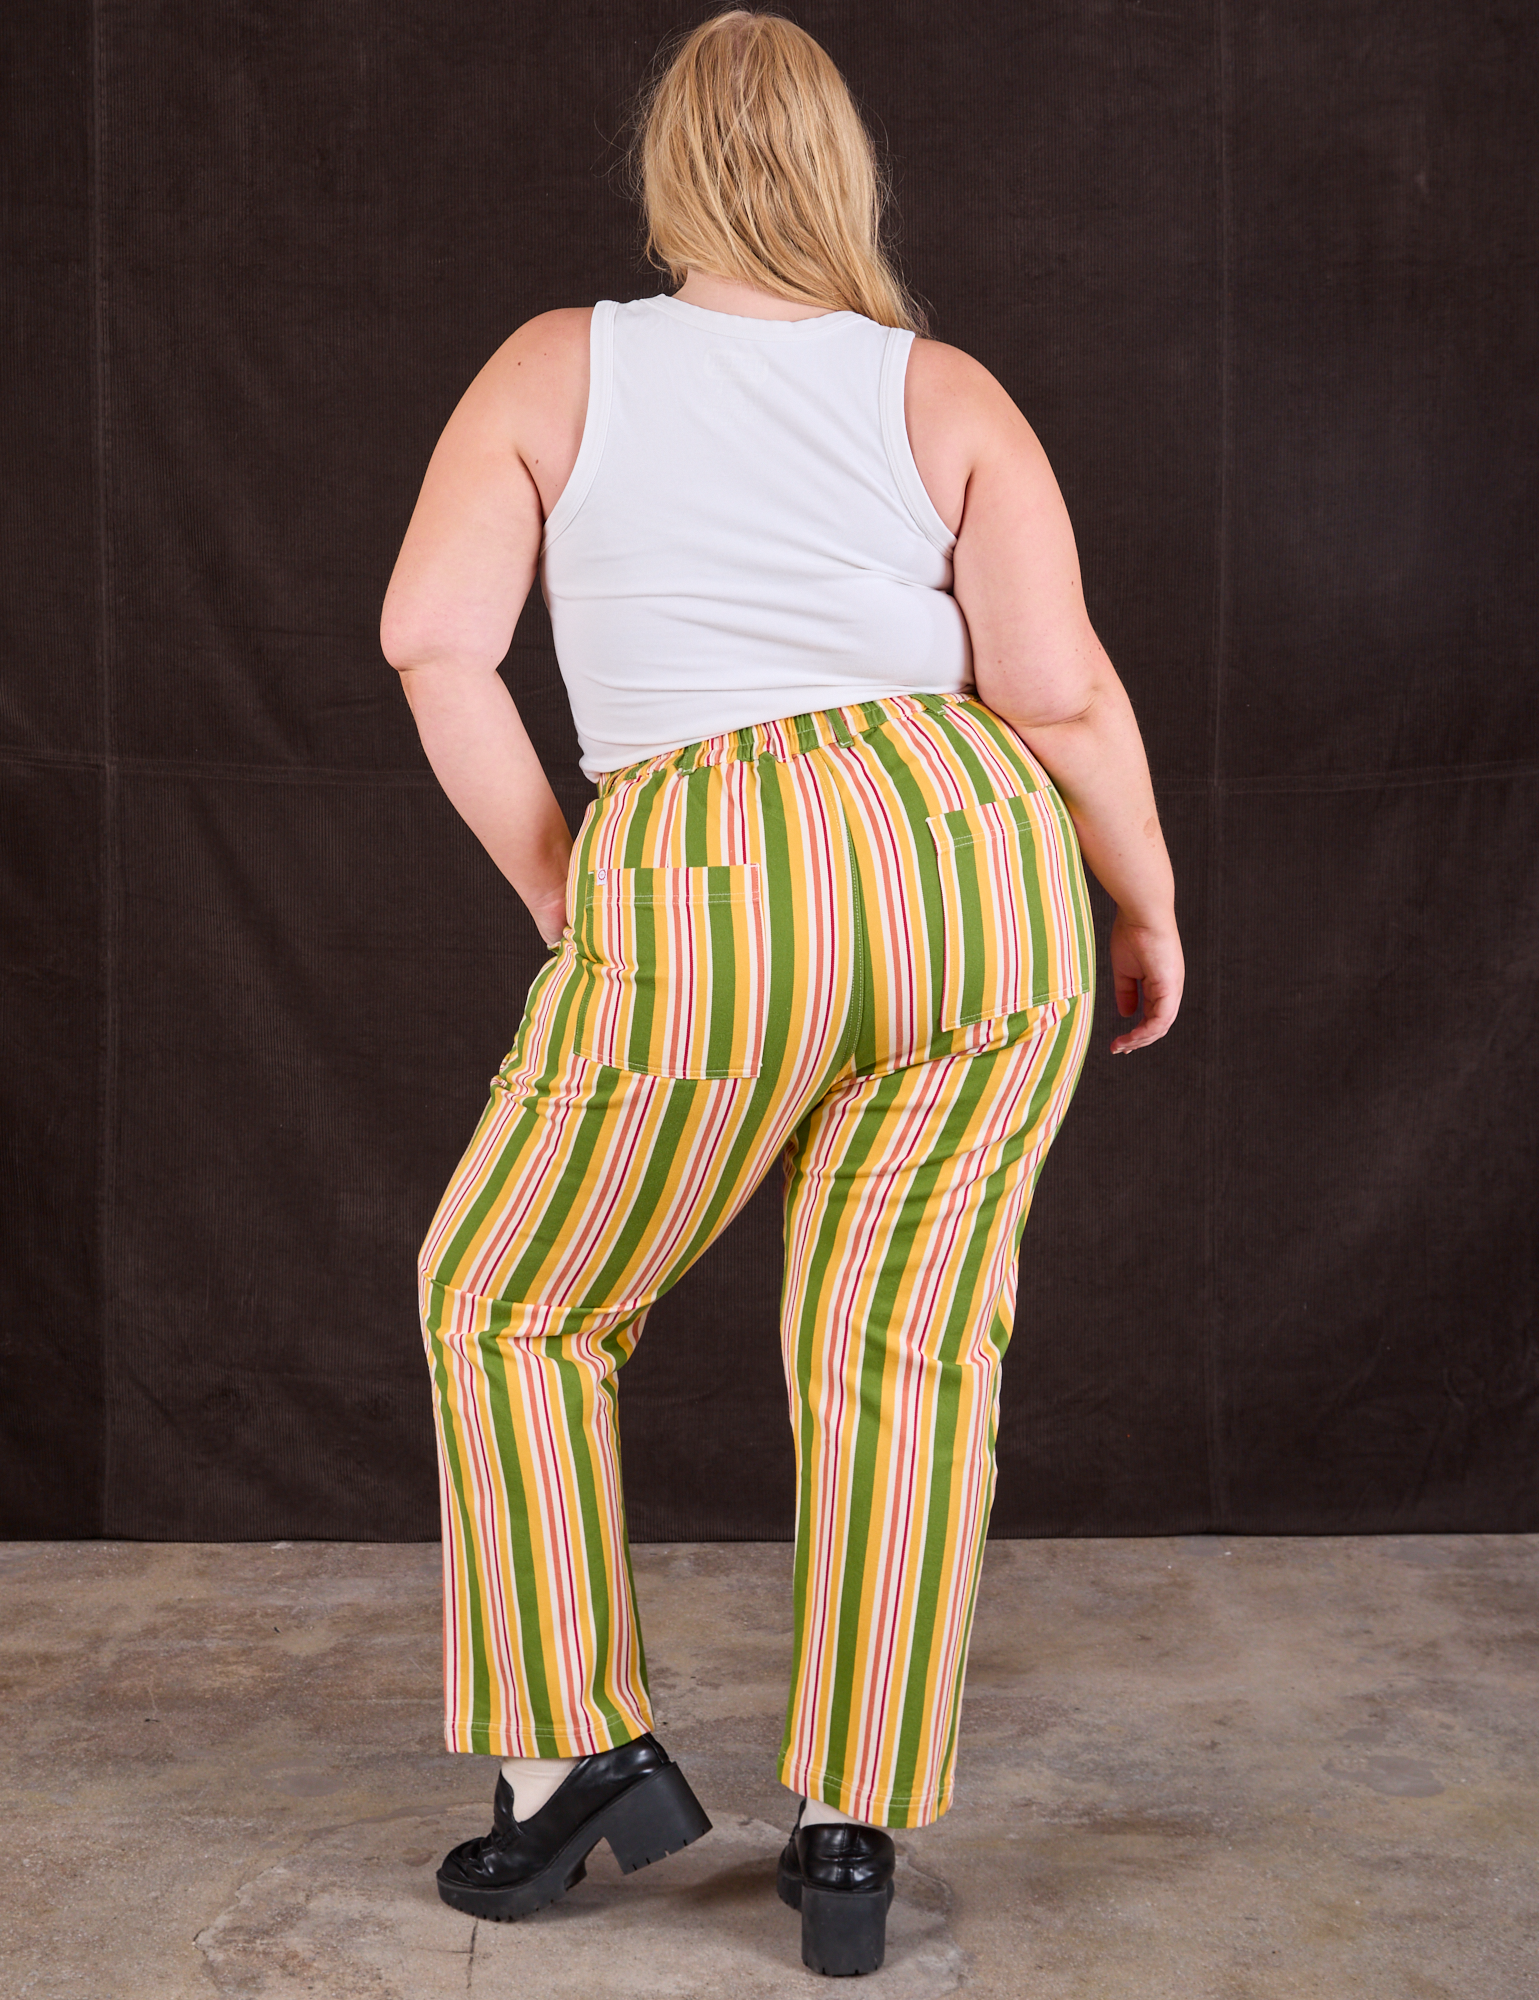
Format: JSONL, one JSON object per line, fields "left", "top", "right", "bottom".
{"left": 799, "top": 1796, "right": 866, "bottom": 1829}
{"left": 500, "top": 1755, "right": 579, "bottom": 1821}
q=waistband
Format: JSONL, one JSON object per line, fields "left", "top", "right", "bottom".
{"left": 594, "top": 690, "right": 972, "bottom": 793}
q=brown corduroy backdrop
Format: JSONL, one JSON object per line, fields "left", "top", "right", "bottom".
{"left": 3, "top": 1, "right": 1536, "bottom": 1541}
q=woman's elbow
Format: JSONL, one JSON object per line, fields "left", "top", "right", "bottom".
{"left": 379, "top": 587, "right": 436, "bottom": 673}
{"left": 978, "top": 662, "right": 1105, "bottom": 733}
{"left": 378, "top": 601, "right": 482, "bottom": 679}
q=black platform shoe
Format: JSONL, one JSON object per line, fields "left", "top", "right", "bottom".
{"left": 777, "top": 1801, "right": 897, "bottom": 1976}
{"left": 436, "top": 1734, "right": 711, "bottom": 1921}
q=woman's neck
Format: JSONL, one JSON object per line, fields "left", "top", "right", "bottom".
{"left": 674, "top": 269, "right": 835, "bottom": 321}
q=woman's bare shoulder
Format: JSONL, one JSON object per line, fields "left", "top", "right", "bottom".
{"left": 906, "top": 335, "right": 1039, "bottom": 449}
{"left": 499, "top": 306, "right": 593, "bottom": 360}
{"left": 906, "top": 333, "right": 998, "bottom": 395}
{"left": 445, "top": 311, "right": 593, "bottom": 512}
{"left": 904, "top": 336, "right": 1044, "bottom": 535}
{"left": 472, "top": 308, "right": 592, "bottom": 416}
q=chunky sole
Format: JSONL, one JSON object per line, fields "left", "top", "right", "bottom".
{"left": 778, "top": 1855, "right": 895, "bottom": 1977}
{"left": 436, "top": 1764, "right": 711, "bottom": 1922}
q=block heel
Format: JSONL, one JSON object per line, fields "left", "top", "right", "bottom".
{"left": 800, "top": 1879, "right": 894, "bottom": 1976}
{"left": 776, "top": 1813, "right": 898, "bottom": 1977}
{"left": 600, "top": 1762, "right": 713, "bottom": 1873}
{"left": 436, "top": 1734, "right": 709, "bottom": 1923}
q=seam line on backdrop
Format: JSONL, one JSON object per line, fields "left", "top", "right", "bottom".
{"left": 1207, "top": 764, "right": 1539, "bottom": 796}
{"left": 0, "top": 749, "right": 443, "bottom": 786}
{"left": 4, "top": 745, "right": 1537, "bottom": 795}
{"left": 89, "top": 0, "right": 119, "bottom": 1539}
{"left": 1204, "top": 0, "right": 1235, "bottom": 1535}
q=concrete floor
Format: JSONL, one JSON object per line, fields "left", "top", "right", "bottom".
{"left": 1, "top": 1537, "right": 1535, "bottom": 1998}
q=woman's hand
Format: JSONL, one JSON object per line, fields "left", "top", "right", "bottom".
{"left": 1108, "top": 911, "right": 1184, "bottom": 1053}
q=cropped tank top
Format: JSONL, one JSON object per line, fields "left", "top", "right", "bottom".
{"left": 540, "top": 295, "right": 972, "bottom": 778}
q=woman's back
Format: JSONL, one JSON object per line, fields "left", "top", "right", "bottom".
{"left": 542, "top": 295, "right": 970, "bottom": 778}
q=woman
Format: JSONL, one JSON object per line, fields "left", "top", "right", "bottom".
{"left": 381, "top": 10, "right": 1182, "bottom": 1978}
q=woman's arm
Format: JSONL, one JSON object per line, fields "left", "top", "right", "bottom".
{"left": 379, "top": 310, "right": 591, "bottom": 944}
{"left": 907, "top": 341, "right": 1184, "bottom": 1053}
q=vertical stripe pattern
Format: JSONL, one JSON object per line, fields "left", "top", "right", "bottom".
{"left": 572, "top": 862, "right": 769, "bottom": 1077}
{"left": 419, "top": 692, "right": 1094, "bottom": 1826}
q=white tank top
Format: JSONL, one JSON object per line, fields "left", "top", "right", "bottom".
{"left": 540, "top": 295, "right": 972, "bottom": 778}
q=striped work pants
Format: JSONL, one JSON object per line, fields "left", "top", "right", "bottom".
{"left": 419, "top": 691, "right": 1094, "bottom": 1827}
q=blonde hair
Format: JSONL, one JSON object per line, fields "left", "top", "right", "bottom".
{"left": 634, "top": 10, "right": 924, "bottom": 333}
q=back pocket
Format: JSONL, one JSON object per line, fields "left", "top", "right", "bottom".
{"left": 572, "top": 863, "right": 768, "bottom": 1078}
{"left": 926, "top": 790, "right": 1090, "bottom": 1028}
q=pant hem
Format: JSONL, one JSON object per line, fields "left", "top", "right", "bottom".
{"left": 446, "top": 1713, "right": 653, "bottom": 1760}
{"left": 778, "top": 1755, "right": 952, "bottom": 1829}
